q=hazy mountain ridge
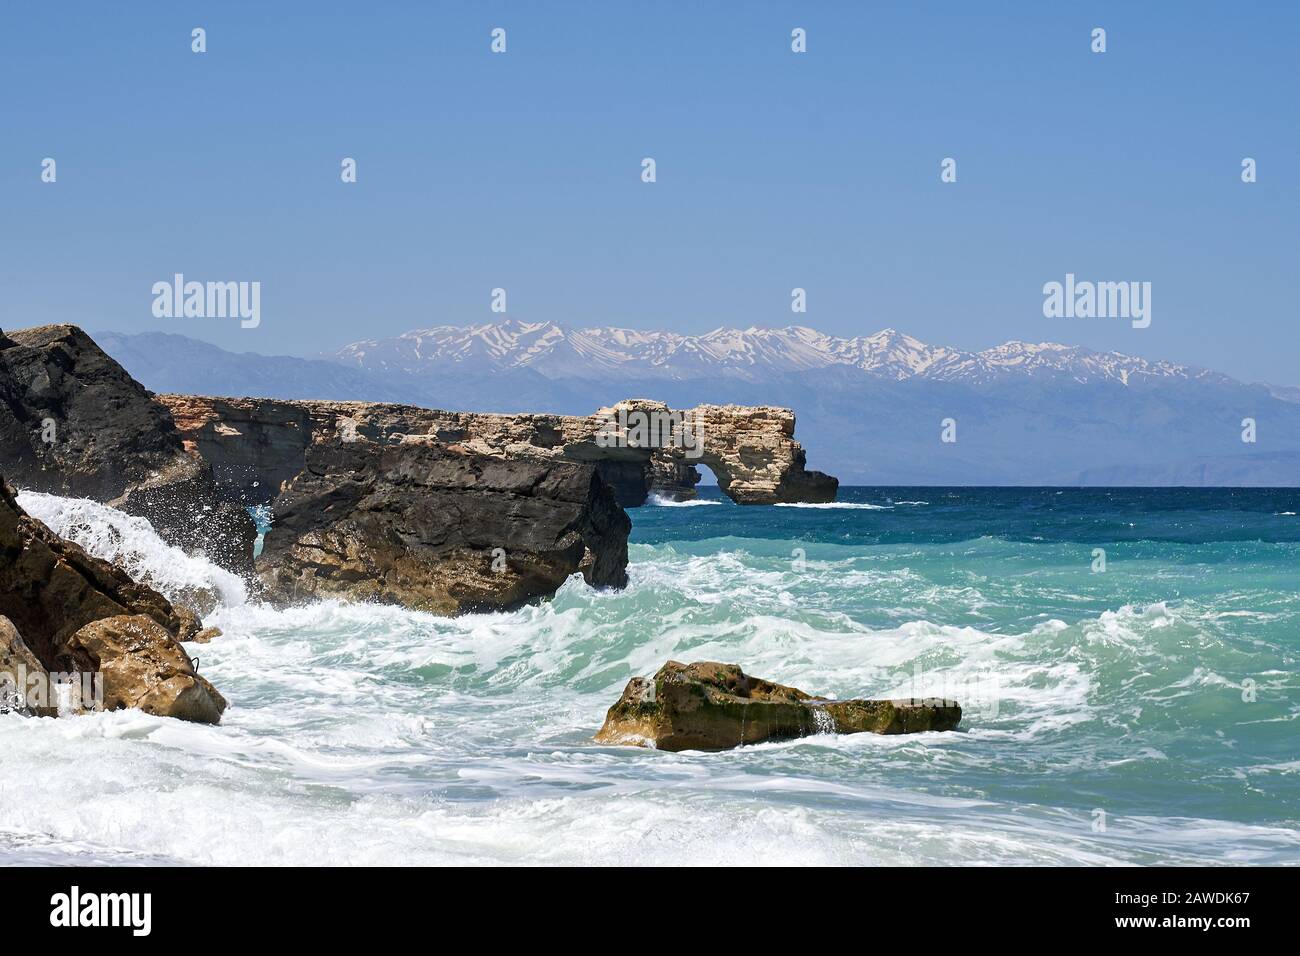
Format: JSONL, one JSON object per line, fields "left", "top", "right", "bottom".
{"left": 93, "top": 330, "right": 595, "bottom": 414}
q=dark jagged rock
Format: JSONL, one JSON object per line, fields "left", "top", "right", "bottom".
{"left": 593, "top": 459, "right": 661, "bottom": 508}
{"left": 0, "top": 477, "right": 225, "bottom": 723}
{"left": 774, "top": 447, "right": 839, "bottom": 503}
{"left": 645, "top": 456, "right": 702, "bottom": 502}
{"left": 0, "top": 325, "right": 256, "bottom": 575}
{"left": 595, "top": 661, "right": 961, "bottom": 752}
{"left": 257, "top": 439, "right": 630, "bottom": 614}
{"left": 0, "top": 325, "right": 185, "bottom": 498}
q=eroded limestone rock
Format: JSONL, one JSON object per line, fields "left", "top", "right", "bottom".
{"left": 595, "top": 661, "right": 961, "bottom": 752}
{"left": 158, "top": 394, "right": 837, "bottom": 506}
{"left": 65, "top": 615, "right": 226, "bottom": 724}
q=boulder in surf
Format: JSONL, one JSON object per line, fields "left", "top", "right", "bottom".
{"left": 64, "top": 615, "right": 226, "bottom": 724}
{"left": 595, "top": 660, "right": 961, "bottom": 752}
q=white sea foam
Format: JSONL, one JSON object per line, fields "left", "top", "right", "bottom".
{"left": 774, "top": 502, "right": 891, "bottom": 510}
{"left": 646, "top": 494, "right": 721, "bottom": 507}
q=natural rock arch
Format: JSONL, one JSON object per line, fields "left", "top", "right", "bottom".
{"left": 159, "top": 396, "right": 838, "bottom": 507}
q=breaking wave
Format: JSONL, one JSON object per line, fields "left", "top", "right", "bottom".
{"left": 16, "top": 490, "right": 248, "bottom": 612}
{"left": 645, "top": 494, "right": 722, "bottom": 507}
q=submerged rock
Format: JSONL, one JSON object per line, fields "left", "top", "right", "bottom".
{"left": 185, "top": 626, "right": 223, "bottom": 644}
{"left": 595, "top": 661, "right": 961, "bottom": 752}
{"left": 0, "top": 477, "right": 226, "bottom": 723}
{"left": 257, "top": 439, "right": 630, "bottom": 614}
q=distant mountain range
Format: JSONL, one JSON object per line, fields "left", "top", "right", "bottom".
{"left": 94, "top": 322, "right": 1300, "bottom": 486}
{"left": 333, "top": 321, "right": 1231, "bottom": 387}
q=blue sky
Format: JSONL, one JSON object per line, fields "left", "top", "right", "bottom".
{"left": 2, "top": 1, "right": 1296, "bottom": 384}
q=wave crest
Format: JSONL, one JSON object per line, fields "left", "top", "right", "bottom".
{"left": 16, "top": 491, "right": 248, "bottom": 613}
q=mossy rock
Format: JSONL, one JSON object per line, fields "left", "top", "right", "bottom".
{"left": 595, "top": 660, "right": 961, "bottom": 752}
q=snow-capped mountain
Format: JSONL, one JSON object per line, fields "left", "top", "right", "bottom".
{"left": 332, "top": 320, "right": 1230, "bottom": 388}
{"left": 96, "top": 324, "right": 1298, "bottom": 485}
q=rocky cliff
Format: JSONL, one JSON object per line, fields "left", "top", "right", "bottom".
{"left": 159, "top": 395, "right": 838, "bottom": 506}
{"left": 1, "top": 325, "right": 836, "bottom": 620}
{"left": 0, "top": 325, "right": 256, "bottom": 575}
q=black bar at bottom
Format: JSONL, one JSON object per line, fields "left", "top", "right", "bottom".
{"left": 0, "top": 865, "right": 1287, "bottom": 941}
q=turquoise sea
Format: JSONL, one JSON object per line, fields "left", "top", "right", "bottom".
{"left": 3, "top": 487, "right": 1298, "bottom": 865}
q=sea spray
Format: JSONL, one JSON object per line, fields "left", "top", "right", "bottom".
{"left": 811, "top": 705, "right": 836, "bottom": 735}
{"left": 16, "top": 491, "right": 248, "bottom": 612}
